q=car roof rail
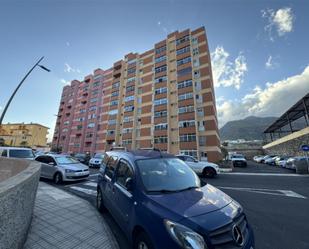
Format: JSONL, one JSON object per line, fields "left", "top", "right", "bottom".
{"left": 110, "top": 146, "right": 127, "bottom": 151}
{"left": 139, "top": 147, "right": 163, "bottom": 157}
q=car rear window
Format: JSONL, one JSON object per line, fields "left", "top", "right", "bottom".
{"left": 9, "top": 149, "right": 34, "bottom": 158}
{"left": 105, "top": 156, "right": 118, "bottom": 179}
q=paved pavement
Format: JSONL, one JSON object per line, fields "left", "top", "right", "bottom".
{"left": 24, "top": 182, "right": 119, "bottom": 249}
{"left": 46, "top": 163, "right": 309, "bottom": 249}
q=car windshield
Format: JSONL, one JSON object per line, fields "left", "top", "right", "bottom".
{"left": 55, "top": 156, "right": 79, "bottom": 164}
{"left": 233, "top": 155, "right": 244, "bottom": 158}
{"left": 75, "top": 153, "right": 85, "bottom": 158}
{"left": 9, "top": 149, "right": 34, "bottom": 158}
{"left": 94, "top": 153, "right": 104, "bottom": 159}
{"left": 136, "top": 158, "right": 200, "bottom": 192}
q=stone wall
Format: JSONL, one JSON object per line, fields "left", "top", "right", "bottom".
{"left": 0, "top": 158, "right": 41, "bottom": 249}
{"left": 263, "top": 130, "right": 309, "bottom": 156}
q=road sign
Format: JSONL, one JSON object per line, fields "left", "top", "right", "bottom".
{"left": 301, "top": 145, "right": 309, "bottom": 152}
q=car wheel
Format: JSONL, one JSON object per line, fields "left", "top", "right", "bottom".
{"left": 134, "top": 231, "right": 154, "bottom": 249}
{"left": 203, "top": 167, "right": 216, "bottom": 178}
{"left": 54, "top": 172, "right": 62, "bottom": 184}
{"left": 96, "top": 188, "right": 106, "bottom": 213}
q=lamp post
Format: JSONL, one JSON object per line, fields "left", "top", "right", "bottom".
{"left": 0, "top": 56, "right": 50, "bottom": 125}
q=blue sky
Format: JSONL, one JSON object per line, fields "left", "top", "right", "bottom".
{"left": 0, "top": 0, "right": 309, "bottom": 141}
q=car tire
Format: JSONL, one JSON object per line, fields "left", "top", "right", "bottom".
{"left": 96, "top": 187, "right": 106, "bottom": 213}
{"left": 54, "top": 172, "right": 63, "bottom": 184}
{"left": 203, "top": 167, "right": 216, "bottom": 178}
{"left": 134, "top": 231, "right": 154, "bottom": 249}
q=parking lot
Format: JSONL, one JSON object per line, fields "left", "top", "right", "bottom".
{"left": 46, "top": 160, "right": 309, "bottom": 249}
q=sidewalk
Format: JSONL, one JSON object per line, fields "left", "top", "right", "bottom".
{"left": 24, "top": 182, "right": 119, "bottom": 249}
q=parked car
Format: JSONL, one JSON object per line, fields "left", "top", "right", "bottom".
{"left": 286, "top": 156, "right": 308, "bottom": 170}
{"left": 231, "top": 154, "right": 247, "bottom": 167}
{"left": 265, "top": 156, "right": 280, "bottom": 165}
{"left": 73, "top": 153, "right": 90, "bottom": 165}
{"left": 35, "top": 154, "right": 89, "bottom": 184}
{"left": 0, "top": 146, "right": 35, "bottom": 159}
{"left": 253, "top": 155, "right": 263, "bottom": 162}
{"left": 275, "top": 156, "right": 291, "bottom": 167}
{"left": 89, "top": 153, "right": 105, "bottom": 168}
{"left": 254, "top": 155, "right": 265, "bottom": 163}
{"left": 259, "top": 155, "right": 277, "bottom": 164}
{"left": 176, "top": 154, "right": 219, "bottom": 178}
{"left": 97, "top": 149, "right": 255, "bottom": 249}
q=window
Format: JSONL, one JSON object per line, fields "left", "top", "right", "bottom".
{"left": 178, "top": 92, "right": 193, "bottom": 101}
{"left": 125, "top": 95, "right": 134, "bottom": 102}
{"left": 115, "top": 160, "right": 133, "bottom": 190}
{"left": 198, "top": 121, "right": 205, "bottom": 131}
{"left": 94, "top": 75, "right": 102, "bottom": 80}
{"left": 126, "top": 85, "right": 135, "bottom": 92}
{"left": 128, "top": 59, "right": 137, "bottom": 66}
{"left": 80, "top": 109, "right": 86, "bottom": 113}
{"left": 179, "top": 133, "right": 196, "bottom": 142}
{"left": 193, "top": 48, "right": 199, "bottom": 56}
{"left": 155, "top": 55, "right": 166, "bottom": 63}
{"left": 88, "top": 113, "right": 96, "bottom": 119}
{"left": 108, "top": 109, "right": 118, "bottom": 115}
{"left": 0, "top": 149, "right": 7, "bottom": 157}
{"left": 176, "top": 46, "right": 190, "bottom": 55}
{"left": 197, "top": 108, "right": 204, "bottom": 116}
{"left": 105, "top": 156, "right": 118, "bottom": 179}
{"left": 154, "top": 123, "right": 168, "bottom": 130}
{"left": 155, "top": 46, "right": 166, "bottom": 54}
{"left": 122, "top": 128, "right": 133, "bottom": 134}
{"left": 86, "top": 133, "right": 93, "bottom": 138}
{"left": 123, "top": 139, "right": 132, "bottom": 145}
{"left": 177, "top": 67, "right": 192, "bottom": 77}
{"left": 108, "top": 119, "right": 116, "bottom": 125}
{"left": 194, "top": 70, "right": 200, "bottom": 79}
{"left": 154, "top": 110, "right": 167, "bottom": 118}
{"left": 93, "top": 81, "right": 100, "bottom": 87}
{"left": 180, "top": 150, "right": 198, "bottom": 158}
{"left": 178, "top": 105, "right": 194, "bottom": 114}
{"left": 112, "top": 82, "right": 120, "bottom": 88}
{"left": 138, "top": 88, "right": 142, "bottom": 94}
{"left": 90, "top": 97, "right": 98, "bottom": 103}
{"left": 154, "top": 136, "right": 168, "bottom": 143}
{"left": 92, "top": 89, "right": 99, "bottom": 95}
{"left": 63, "top": 121, "right": 70, "bottom": 125}
{"left": 127, "top": 77, "right": 135, "bottom": 83}
{"left": 154, "top": 98, "right": 167, "bottom": 106}
{"left": 155, "top": 65, "right": 167, "bottom": 73}
{"left": 127, "top": 67, "right": 136, "bottom": 74}
{"left": 62, "top": 128, "right": 68, "bottom": 132}
{"left": 155, "top": 76, "right": 167, "bottom": 83}
{"left": 177, "top": 57, "right": 191, "bottom": 66}
{"left": 177, "top": 79, "right": 192, "bottom": 89}
{"left": 191, "top": 37, "right": 198, "bottom": 45}
{"left": 123, "top": 116, "right": 133, "bottom": 123}
{"left": 87, "top": 123, "right": 95, "bottom": 128}
{"left": 179, "top": 120, "right": 195, "bottom": 128}
{"left": 111, "top": 91, "right": 119, "bottom": 97}
{"left": 193, "top": 59, "right": 200, "bottom": 67}
{"left": 124, "top": 105, "right": 134, "bottom": 112}
{"left": 107, "top": 130, "right": 115, "bottom": 135}
{"left": 155, "top": 87, "right": 167, "bottom": 95}
{"left": 111, "top": 100, "right": 118, "bottom": 106}
{"left": 77, "top": 125, "right": 83, "bottom": 130}
{"left": 176, "top": 35, "right": 190, "bottom": 45}
{"left": 89, "top": 106, "right": 97, "bottom": 111}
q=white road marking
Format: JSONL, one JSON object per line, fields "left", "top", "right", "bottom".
{"left": 218, "top": 186, "right": 307, "bottom": 199}
{"left": 90, "top": 173, "right": 99, "bottom": 177}
{"left": 221, "top": 172, "right": 309, "bottom": 177}
{"left": 69, "top": 186, "right": 97, "bottom": 196}
{"left": 82, "top": 182, "right": 97, "bottom": 187}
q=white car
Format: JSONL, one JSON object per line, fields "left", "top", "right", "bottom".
{"left": 176, "top": 155, "right": 219, "bottom": 178}
{"left": 230, "top": 154, "right": 247, "bottom": 167}
{"left": 89, "top": 153, "right": 105, "bottom": 168}
{"left": 0, "top": 146, "right": 35, "bottom": 160}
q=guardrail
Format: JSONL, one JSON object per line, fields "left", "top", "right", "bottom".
{"left": 0, "top": 157, "right": 41, "bottom": 249}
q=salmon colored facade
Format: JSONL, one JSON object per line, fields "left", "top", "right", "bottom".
{"left": 52, "top": 27, "right": 222, "bottom": 162}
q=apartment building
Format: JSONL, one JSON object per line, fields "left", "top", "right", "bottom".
{"left": 0, "top": 123, "right": 49, "bottom": 147}
{"left": 52, "top": 27, "right": 221, "bottom": 162}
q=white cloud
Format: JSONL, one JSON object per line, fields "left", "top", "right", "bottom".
{"left": 66, "top": 41, "right": 70, "bottom": 47}
{"left": 60, "top": 79, "right": 70, "bottom": 85}
{"left": 217, "top": 66, "right": 309, "bottom": 127}
{"left": 64, "top": 63, "right": 80, "bottom": 73}
{"left": 211, "top": 46, "right": 247, "bottom": 90}
{"left": 265, "top": 55, "right": 279, "bottom": 69}
{"left": 262, "top": 7, "right": 294, "bottom": 41}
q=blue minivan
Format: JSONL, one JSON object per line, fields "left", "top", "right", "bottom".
{"left": 97, "top": 149, "right": 255, "bottom": 249}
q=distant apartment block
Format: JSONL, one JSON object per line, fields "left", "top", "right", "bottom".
{"left": 52, "top": 27, "right": 221, "bottom": 162}
{"left": 0, "top": 123, "right": 49, "bottom": 148}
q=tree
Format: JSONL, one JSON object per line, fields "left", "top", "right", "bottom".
{"left": 20, "top": 141, "right": 28, "bottom": 147}
{"left": 0, "top": 138, "right": 4, "bottom": 146}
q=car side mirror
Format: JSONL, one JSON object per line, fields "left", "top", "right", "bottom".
{"left": 48, "top": 162, "right": 56, "bottom": 166}
{"left": 194, "top": 160, "right": 198, "bottom": 163}
{"left": 125, "top": 178, "right": 133, "bottom": 192}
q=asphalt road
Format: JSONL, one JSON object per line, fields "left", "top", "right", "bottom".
{"left": 44, "top": 161, "right": 309, "bottom": 249}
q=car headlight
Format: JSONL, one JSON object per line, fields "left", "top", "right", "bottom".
{"left": 164, "top": 220, "right": 207, "bottom": 249}
{"left": 65, "top": 169, "right": 75, "bottom": 173}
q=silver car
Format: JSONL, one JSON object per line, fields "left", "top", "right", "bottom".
{"left": 35, "top": 154, "right": 89, "bottom": 184}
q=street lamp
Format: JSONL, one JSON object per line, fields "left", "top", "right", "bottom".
{"left": 0, "top": 56, "right": 50, "bottom": 125}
